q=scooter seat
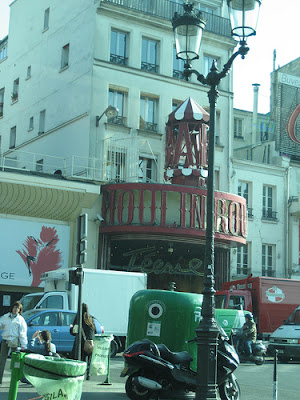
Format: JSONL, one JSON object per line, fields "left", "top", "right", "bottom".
{"left": 157, "top": 344, "right": 193, "bottom": 365}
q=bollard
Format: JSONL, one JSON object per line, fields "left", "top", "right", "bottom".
{"left": 8, "top": 350, "right": 27, "bottom": 400}
{"left": 273, "top": 349, "right": 278, "bottom": 400}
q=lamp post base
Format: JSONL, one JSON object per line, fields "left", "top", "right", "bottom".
{"left": 194, "top": 320, "right": 220, "bottom": 400}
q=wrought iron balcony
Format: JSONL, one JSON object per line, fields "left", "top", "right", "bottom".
{"left": 140, "top": 121, "right": 158, "bottom": 132}
{"left": 173, "top": 69, "right": 184, "bottom": 79}
{"left": 141, "top": 61, "right": 158, "bottom": 73}
{"left": 247, "top": 207, "right": 253, "bottom": 218}
{"left": 107, "top": 115, "right": 127, "bottom": 125}
{"left": 110, "top": 53, "right": 128, "bottom": 65}
{"left": 101, "top": 0, "right": 232, "bottom": 38}
{"left": 262, "top": 209, "right": 277, "bottom": 220}
{"left": 262, "top": 268, "right": 275, "bottom": 277}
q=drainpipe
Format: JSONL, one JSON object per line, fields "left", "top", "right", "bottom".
{"left": 252, "top": 83, "right": 260, "bottom": 145}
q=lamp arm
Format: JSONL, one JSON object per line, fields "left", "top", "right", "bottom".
{"left": 183, "top": 68, "right": 207, "bottom": 85}
{"left": 218, "top": 43, "right": 249, "bottom": 81}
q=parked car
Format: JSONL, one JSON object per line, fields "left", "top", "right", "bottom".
{"left": 268, "top": 305, "right": 300, "bottom": 362}
{"left": 0, "top": 309, "right": 104, "bottom": 356}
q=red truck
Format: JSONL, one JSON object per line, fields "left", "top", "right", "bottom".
{"left": 215, "top": 275, "right": 300, "bottom": 339}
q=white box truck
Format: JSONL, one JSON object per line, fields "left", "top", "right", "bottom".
{"left": 20, "top": 268, "right": 147, "bottom": 356}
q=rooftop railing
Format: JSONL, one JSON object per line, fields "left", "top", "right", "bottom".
{"left": 101, "top": 0, "right": 232, "bottom": 38}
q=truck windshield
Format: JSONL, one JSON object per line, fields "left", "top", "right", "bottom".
{"left": 285, "top": 309, "right": 300, "bottom": 325}
{"left": 21, "top": 294, "right": 44, "bottom": 312}
{"left": 215, "top": 295, "right": 226, "bottom": 309}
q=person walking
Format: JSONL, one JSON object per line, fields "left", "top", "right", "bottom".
{"left": 0, "top": 301, "right": 27, "bottom": 386}
{"left": 242, "top": 313, "right": 257, "bottom": 358}
{"left": 70, "top": 303, "right": 96, "bottom": 380}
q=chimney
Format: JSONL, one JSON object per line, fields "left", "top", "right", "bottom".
{"left": 252, "top": 83, "right": 260, "bottom": 144}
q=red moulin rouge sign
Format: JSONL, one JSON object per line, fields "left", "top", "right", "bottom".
{"left": 100, "top": 183, "right": 247, "bottom": 246}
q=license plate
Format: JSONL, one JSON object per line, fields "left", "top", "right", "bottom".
{"left": 277, "top": 350, "right": 284, "bottom": 354}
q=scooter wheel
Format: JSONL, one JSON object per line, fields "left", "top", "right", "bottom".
{"left": 125, "top": 373, "right": 152, "bottom": 400}
{"left": 219, "top": 374, "right": 240, "bottom": 400}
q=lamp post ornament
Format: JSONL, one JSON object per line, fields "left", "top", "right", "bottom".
{"left": 172, "top": 1, "right": 262, "bottom": 399}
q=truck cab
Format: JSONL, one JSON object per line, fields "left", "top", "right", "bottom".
{"left": 215, "top": 290, "right": 252, "bottom": 312}
{"left": 20, "top": 291, "right": 69, "bottom": 312}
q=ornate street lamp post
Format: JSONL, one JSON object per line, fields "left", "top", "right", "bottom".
{"left": 172, "top": 1, "right": 262, "bottom": 399}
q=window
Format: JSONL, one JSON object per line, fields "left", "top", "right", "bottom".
{"left": 262, "top": 185, "right": 276, "bottom": 219}
{"left": 238, "top": 181, "right": 252, "bottom": 216}
{"left": 141, "top": 38, "right": 159, "bottom": 73}
{"left": 62, "top": 312, "right": 75, "bottom": 327}
{"left": 108, "top": 88, "right": 127, "bottom": 125}
{"left": 44, "top": 8, "right": 50, "bottom": 30}
{"left": 140, "top": 96, "right": 158, "bottom": 132}
{"left": 172, "top": 100, "right": 182, "bottom": 112}
{"left": 228, "top": 295, "right": 245, "bottom": 310}
{"left": 10, "top": 126, "right": 16, "bottom": 149}
{"left": 106, "top": 147, "right": 127, "bottom": 182}
{"left": 110, "top": 30, "right": 128, "bottom": 65}
{"left": 173, "top": 47, "right": 184, "bottom": 79}
{"left": 237, "top": 243, "right": 250, "bottom": 275}
{"left": 39, "top": 109, "right": 46, "bottom": 134}
{"left": 0, "top": 88, "right": 4, "bottom": 117}
{"left": 203, "top": 54, "right": 220, "bottom": 77}
{"left": 0, "top": 43, "right": 7, "bottom": 61}
{"left": 139, "top": 157, "right": 157, "bottom": 183}
{"left": 12, "top": 78, "right": 19, "bottom": 102}
{"left": 234, "top": 118, "right": 243, "bottom": 138}
{"left": 262, "top": 244, "right": 275, "bottom": 277}
{"left": 28, "top": 116, "right": 34, "bottom": 131}
{"left": 40, "top": 296, "right": 63, "bottom": 309}
{"left": 36, "top": 159, "right": 44, "bottom": 172}
{"left": 61, "top": 44, "right": 69, "bottom": 69}
{"left": 26, "top": 66, "right": 31, "bottom": 79}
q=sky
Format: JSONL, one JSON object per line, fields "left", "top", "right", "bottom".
{"left": 0, "top": 0, "right": 299, "bottom": 114}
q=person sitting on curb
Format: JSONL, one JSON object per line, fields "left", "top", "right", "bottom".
{"left": 242, "top": 313, "right": 257, "bottom": 359}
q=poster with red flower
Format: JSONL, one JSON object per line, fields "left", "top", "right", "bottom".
{"left": 0, "top": 218, "right": 70, "bottom": 287}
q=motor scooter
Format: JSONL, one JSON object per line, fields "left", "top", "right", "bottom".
{"left": 121, "top": 330, "right": 240, "bottom": 400}
{"left": 233, "top": 329, "right": 267, "bottom": 365}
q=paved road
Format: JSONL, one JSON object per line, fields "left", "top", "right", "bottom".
{"left": 0, "top": 356, "right": 299, "bottom": 399}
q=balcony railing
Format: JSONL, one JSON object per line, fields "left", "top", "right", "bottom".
{"left": 262, "top": 268, "right": 275, "bottom": 277}
{"left": 141, "top": 61, "right": 158, "bottom": 73}
{"left": 107, "top": 115, "right": 127, "bottom": 125}
{"left": 101, "top": 0, "right": 232, "bottom": 38}
{"left": 140, "top": 121, "right": 158, "bottom": 132}
{"left": 262, "top": 209, "right": 277, "bottom": 220}
{"left": 173, "top": 69, "right": 184, "bottom": 79}
{"left": 110, "top": 53, "right": 128, "bottom": 65}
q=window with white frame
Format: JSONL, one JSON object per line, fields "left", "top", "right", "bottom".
{"left": 203, "top": 54, "right": 220, "bottom": 77}
{"left": 39, "top": 110, "right": 46, "bottom": 134}
{"left": 0, "top": 88, "right": 4, "bottom": 117}
{"left": 262, "top": 185, "right": 276, "bottom": 219}
{"left": 139, "top": 156, "right": 157, "bottom": 183}
{"left": 234, "top": 118, "right": 243, "bottom": 138}
{"left": 141, "top": 38, "right": 159, "bottom": 73}
{"left": 106, "top": 147, "right": 127, "bottom": 182}
{"left": 238, "top": 181, "right": 252, "bottom": 216}
{"left": 172, "top": 100, "right": 182, "bottom": 112}
{"left": 61, "top": 44, "right": 69, "bottom": 69}
{"left": 44, "top": 8, "right": 50, "bottom": 30}
{"left": 237, "top": 243, "right": 250, "bottom": 275}
{"left": 10, "top": 126, "right": 16, "bottom": 149}
{"left": 110, "top": 30, "right": 128, "bottom": 65}
{"left": 0, "top": 43, "right": 7, "bottom": 62}
{"left": 140, "top": 96, "right": 158, "bottom": 132}
{"left": 173, "top": 47, "right": 184, "bottom": 79}
{"left": 108, "top": 88, "right": 127, "bottom": 125}
{"left": 262, "top": 244, "right": 275, "bottom": 277}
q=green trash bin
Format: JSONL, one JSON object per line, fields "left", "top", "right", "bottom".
{"left": 127, "top": 289, "right": 203, "bottom": 370}
{"left": 23, "top": 354, "right": 87, "bottom": 400}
